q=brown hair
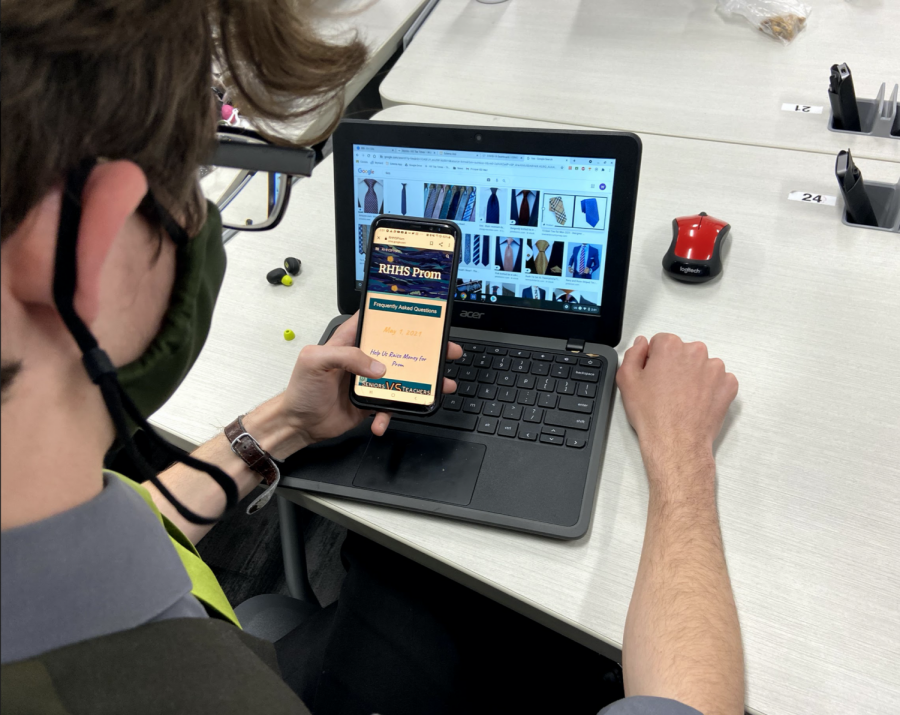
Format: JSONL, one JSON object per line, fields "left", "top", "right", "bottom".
{"left": 0, "top": 0, "right": 367, "bottom": 240}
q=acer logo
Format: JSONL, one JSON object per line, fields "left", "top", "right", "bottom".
{"left": 459, "top": 310, "right": 485, "bottom": 319}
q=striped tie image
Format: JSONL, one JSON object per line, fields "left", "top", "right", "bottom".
{"left": 549, "top": 196, "right": 567, "bottom": 225}
{"left": 424, "top": 184, "right": 439, "bottom": 217}
{"left": 462, "top": 187, "right": 477, "bottom": 221}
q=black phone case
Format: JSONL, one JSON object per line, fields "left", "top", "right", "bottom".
{"left": 349, "top": 214, "right": 462, "bottom": 416}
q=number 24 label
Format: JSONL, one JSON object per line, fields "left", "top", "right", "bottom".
{"left": 788, "top": 191, "right": 837, "bottom": 206}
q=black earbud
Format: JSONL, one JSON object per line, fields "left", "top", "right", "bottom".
{"left": 266, "top": 267, "right": 288, "bottom": 285}
{"left": 284, "top": 257, "right": 302, "bottom": 275}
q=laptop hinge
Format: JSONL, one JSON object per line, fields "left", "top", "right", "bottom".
{"left": 565, "top": 338, "right": 586, "bottom": 353}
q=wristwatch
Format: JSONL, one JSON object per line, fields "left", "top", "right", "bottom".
{"left": 224, "top": 415, "right": 281, "bottom": 514}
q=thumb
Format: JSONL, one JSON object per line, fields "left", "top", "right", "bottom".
{"left": 620, "top": 335, "right": 649, "bottom": 375}
{"left": 298, "top": 345, "right": 386, "bottom": 379}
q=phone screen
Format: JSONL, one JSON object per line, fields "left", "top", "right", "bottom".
{"left": 354, "top": 225, "right": 457, "bottom": 407}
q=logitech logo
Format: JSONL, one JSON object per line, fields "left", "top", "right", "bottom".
{"left": 679, "top": 266, "right": 702, "bottom": 274}
{"left": 459, "top": 310, "right": 485, "bottom": 319}
{"left": 357, "top": 168, "right": 376, "bottom": 175}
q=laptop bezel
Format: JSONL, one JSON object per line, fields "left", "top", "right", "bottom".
{"left": 333, "top": 119, "right": 641, "bottom": 347}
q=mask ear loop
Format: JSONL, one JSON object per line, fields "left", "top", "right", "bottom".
{"left": 53, "top": 159, "right": 238, "bottom": 525}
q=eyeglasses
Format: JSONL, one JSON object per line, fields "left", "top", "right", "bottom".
{"left": 200, "top": 126, "right": 316, "bottom": 233}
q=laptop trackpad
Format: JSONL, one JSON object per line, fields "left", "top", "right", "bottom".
{"left": 352, "top": 430, "right": 485, "bottom": 506}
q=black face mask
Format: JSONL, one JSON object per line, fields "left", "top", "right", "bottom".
{"left": 53, "top": 159, "right": 237, "bottom": 525}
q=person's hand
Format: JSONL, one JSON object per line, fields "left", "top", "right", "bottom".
{"left": 616, "top": 334, "right": 738, "bottom": 479}
{"left": 277, "top": 313, "right": 462, "bottom": 452}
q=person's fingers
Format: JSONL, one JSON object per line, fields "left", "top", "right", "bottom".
{"left": 443, "top": 378, "right": 457, "bottom": 394}
{"left": 446, "top": 341, "right": 463, "bottom": 360}
{"left": 687, "top": 340, "right": 709, "bottom": 359}
{"left": 647, "top": 332, "right": 680, "bottom": 358}
{"left": 327, "top": 313, "right": 360, "bottom": 347}
{"left": 724, "top": 372, "right": 739, "bottom": 401}
{"left": 620, "top": 335, "right": 649, "bottom": 375}
{"left": 296, "top": 344, "right": 385, "bottom": 378}
{"left": 371, "top": 411, "right": 391, "bottom": 436}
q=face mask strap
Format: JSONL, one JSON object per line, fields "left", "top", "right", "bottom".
{"left": 53, "top": 160, "right": 238, "bottom": 525}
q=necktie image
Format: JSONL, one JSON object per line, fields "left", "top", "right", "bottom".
{"left": 504, "top": 237, "right": 515, "bottom": 272}
{"left": 462, "top": 187, "right": 477, "bottom": 221}
{"left": 486, "top": 187, "right": 500, "bottom": 223}
{"left": 533, "top": 286, "right": 542, "bottom": 299}
{"left": 517, "top": 190, "right": 531, "bottom": 225}
{"left": 363, "top": 179, "right": 378, "bottom": 213}
{"left": 580, "top": 197, "right": 600, "bottom": 227}
{"left": 464, "top": 234, "right": 472, "bottom": 265}
{"left": 424, "top": 184, "right": 439, "bottom": 217}
{"left": 358, "top": 225, "right": 367, "bottom": 254}
{"left": 548, "top": 196, "right": 567, "bottom": 225}
{"left": 447, "top": 186, "right": 463, "bottom": 219}
{"left": 439, "top": 185, "right": 456, "bottom": 219}
{"left": 454, "top": 187, "right": 470, "bottom": 220}
{"left": 473, "top": 235, "right": 482, "bottom": 265}
{"left": 578, "top": 245, "right": 587, "bottom": 274}
{"left": 432, "top": 185, "right": 447, "bottom": 218}
{"left": 534, "top": 239, "right": 550, "bottom": 275}
{"left": 401, "top": 183, "right": 407, "bottom": 215}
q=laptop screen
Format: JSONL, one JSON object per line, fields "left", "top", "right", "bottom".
{"left": 353, "top": 144, "right": 616, "bottom": 316}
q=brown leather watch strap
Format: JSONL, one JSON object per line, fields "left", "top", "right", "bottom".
{"left": 224, "top": 415, "right": 279, "bottom": 486}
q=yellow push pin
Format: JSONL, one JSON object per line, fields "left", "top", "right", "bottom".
{"left": 283, "top": 329, "right": 295, "bottom": 341}
{"left": 280, "top": 274, "right": 293, "bottom": 286}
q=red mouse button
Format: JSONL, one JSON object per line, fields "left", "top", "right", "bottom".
{"left": 674, "top": 214, "right": 728, "bottom": 261}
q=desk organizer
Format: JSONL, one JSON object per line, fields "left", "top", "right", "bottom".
{"left": 842, "top": 177, "right": 900, "bottom": 233}
{"left": 829, "top": 83, "right": 900, "bottom": 139}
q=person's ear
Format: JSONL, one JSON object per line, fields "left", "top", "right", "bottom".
{"left": 6, "top": 161, "right": 148, "bottom": 326}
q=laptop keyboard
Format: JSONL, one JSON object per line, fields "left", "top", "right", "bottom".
{"left": 397, "top": 342, "right": 604, "bottom": 448}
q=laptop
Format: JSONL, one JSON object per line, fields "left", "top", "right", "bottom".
{"left": 280, "top": 119, "right": 641, "bottom": 539}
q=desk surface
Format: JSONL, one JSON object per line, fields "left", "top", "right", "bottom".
{"left": 380, "top": 0, "right": 900, "bottom": 162}
{"left": 152, "top": 105, "right": 900, "bottom": 715}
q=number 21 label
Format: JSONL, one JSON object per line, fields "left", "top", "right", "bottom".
{"left": 781, "top": 103, "right": 824, "bottom": 114}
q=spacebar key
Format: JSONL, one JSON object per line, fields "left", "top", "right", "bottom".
{"left": 395, "top": 411, "right": 478, "bottom": 431}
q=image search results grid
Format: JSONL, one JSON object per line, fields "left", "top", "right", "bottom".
{"left": 353, "top": 144, "right": 615, "bottom": 315}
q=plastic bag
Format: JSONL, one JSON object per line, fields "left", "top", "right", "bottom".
{"left": 717, "top": 0, "right": 812, "bottom": 44}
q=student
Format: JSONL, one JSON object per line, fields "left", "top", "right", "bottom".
{"left": 0, "top": 2, "right": 743, "bottom": 714}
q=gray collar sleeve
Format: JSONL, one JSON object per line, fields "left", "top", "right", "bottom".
{"left": 1, "top": 473, "right": 206, "bottom": 665}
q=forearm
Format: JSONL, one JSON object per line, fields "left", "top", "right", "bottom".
{"left": 144, "top": 394, "right": 309, "bottom": 545}
{"left": 623, "top": 448, "right": 744, "bottom": 715}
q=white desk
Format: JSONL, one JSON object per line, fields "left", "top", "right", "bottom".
{"left": 379, "top": 0, "right": 900, "bottom": 163}
{"left": 152, "top": 105, "right": 900, "bottom": 715}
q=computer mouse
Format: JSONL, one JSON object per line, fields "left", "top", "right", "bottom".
{"left": 662, "top": 212, "right": 731, "bottom": 283}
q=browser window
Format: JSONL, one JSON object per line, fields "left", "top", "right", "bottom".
{"left": 352, "top": 144, "right": 616, "bottom": 315}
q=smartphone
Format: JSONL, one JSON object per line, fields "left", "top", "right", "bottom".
{"left": 350, "top": 215, "right": 461, "bottom": 415}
